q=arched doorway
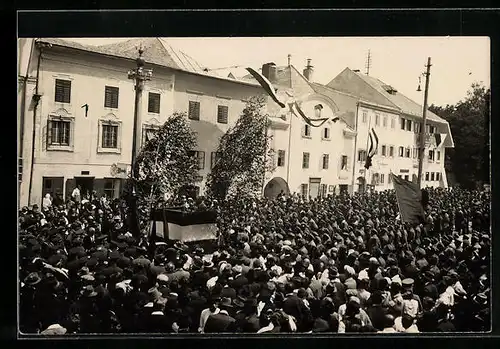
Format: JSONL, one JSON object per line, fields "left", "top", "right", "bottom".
{"left": 357, "top": 176, "right": 366, "bottom": 193}
{"left": 264, "top": 177, "right": 290, "bottom": 199}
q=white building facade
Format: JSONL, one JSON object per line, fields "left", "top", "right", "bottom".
{"left": 17, "top": 38, "right": 262, "bottom": 207}
{"left": 327, "top": 68, "right": 454, "bottom": 192}
{"left": 18, "top": 39, "right": 454, "bottom": 207}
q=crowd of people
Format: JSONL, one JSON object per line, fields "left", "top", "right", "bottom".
{"left": 19, "top": 187, "right": 490, "bottom": 334}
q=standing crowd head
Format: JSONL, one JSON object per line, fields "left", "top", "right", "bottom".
{"left": 19, "top": 187, "right": 490, "bottom": 334}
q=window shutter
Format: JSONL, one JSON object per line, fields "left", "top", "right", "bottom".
{"left": 148, "top": 93, "right": 161, "bottom": 113}
{"left": 55, "top": 79, "right": 71, "bottom": 103}
{"left": 217, "top": 105, "right": 228, "bottom": 124}
{"left": 189, "top": 101, "right": 200, "bottom": 120}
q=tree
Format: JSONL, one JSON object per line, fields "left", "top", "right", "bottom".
{"left": 127, "top": 112, "right": 199, "bottom": 232}
{"left": 206, "top": 96, "right": 275, "bottom": 200}
{"left": 429, "top": 83, "right": 490, "bottom": 189}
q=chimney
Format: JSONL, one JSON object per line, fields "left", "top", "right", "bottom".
{"left": 303, "top": 59, "right": 313, "bottom": 81}
{"left": 262, "top": 62, "right": 277, "bottom": 83}
{"left": 288, "top": 54, "right": 291, "bottom": 66}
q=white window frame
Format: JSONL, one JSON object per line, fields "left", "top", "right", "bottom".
{"left": 46, "top": 112, "right": 75, "bottom": 152}
{"left": 302, "top": 152, "right": 310, "bottom": 169}
{"left": 53, "top": 76, "right": 73, "bottom": 106}
{"left": 303, "top": 124, "right": 312, "bottom": 138}
{"left": 322, "top": 154, "right": 329, "bottom": 170}
{"left": 362, "top": 111, "right": 368, "bottom": 123}
{"left": 147, "top": 91, "right": 161, "bottom": 114}
{"left": 341, "top": 155, "right": 348, "bottom": 171}
{"left": 277, "top": 150, "right": 286, "bottom": 167}
{"left": 141, "top": 124, "right": 160, "bottom": 147}
{"left": 322, "top": 127, "right": 330, "bottom": 140}
{"left": 98, "top": 118, "right": 122, "bottom": 154}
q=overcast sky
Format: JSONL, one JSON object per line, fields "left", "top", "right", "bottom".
{"left": 69, "top": 37, "right": 490, "bottom": 107}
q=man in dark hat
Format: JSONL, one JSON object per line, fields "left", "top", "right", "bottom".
{"left": 234, "top": 297, "right": 260, "bottom": 333}
{"left": 204, "top": 297, "right": 237, "bottom": 333}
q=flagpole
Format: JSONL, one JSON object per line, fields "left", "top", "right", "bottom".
{"left": 417, "top": 57, "right": 432, "bottom": 189}
{"left": 363, "top": 113, "right": 373, "bottom": 193}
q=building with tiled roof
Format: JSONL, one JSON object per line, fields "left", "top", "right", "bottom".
{"left": 18, "top": 37, "right": 453, "bottom": 206}
{"left": 327, "top": 67, "right": 454, "bottom": 189}
{"left": 17, "top": 38, "right": 264, "bottom": 206}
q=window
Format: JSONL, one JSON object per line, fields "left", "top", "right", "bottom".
{"left": 413, "top": 148, "right": 418, "bottom": 159}
{"left": 428, "top": 150, "right": 435, "bottom": 161}
{"left": 425, "top": 172, "right": 430, "bottom": 181}
{"left": 414, "top": 122, "right": 420, "bottom": 134}
{"left": 196, "top": 151, "right": 205, "bottom": 169}
{"left": 322, "top": 154, "right": 329, "bottom": 169}
{"left": 55, "top": 79, "right": 71, "bottom": 103}
{"left": 437, "top": 151, "right": 441, "bottom": 161}
{"left": 429, "top": 125, "right": 435, "bottom": 134}
{"left": 301, "top": 184, "right": 308, "bottom": 198}
{"left": 399, "top": 146, "right": 404, "bottom": 157}
{"left": 104, "top": 86, "right": 119, "bottom": 108}
{"left": 362, "top": 111, "right": 367, "bottom": 123}
{"left": 190, "top": 151, "right": 205, "bottom": 169}
{"left": 358, "top": 150, "right": 367, "bottom": 162}
{"left": 188, "top": 101, "right": 201, "bottom": 120}
{"left": 380, "top": 174, "right": 385, "bottom": 184}
{"left": 383, "top": 116, "right": 388, "bottom": 127}
{"left": 341, "top": 155, "right": 348, "bottom": 170}
{"left": 303, "top": 124, "right": 311, "bottom": 137}
{"left": 404, "top": 175, "right": 409, "bottom": 181}
{"left": 391, "top": 116, "right": 395, "bottom": 128}
{"left": 388, "top": 174, "right": 393, "bottom": 183}
{"left": 142, "top": 126, "right": 159, "bottom": 145}
{"left": 401, "top": 118, "right": 406, "bottom": 130}
{"left": 148, "top": 92, "right": 161, "bottom": 114}
{"left": 302, "top": 152, "right": 310, "bottom": 168}
{"left": 42, "top": 177, "right": 64, "bottom": 201}
{"left": 102, "top": 124, "right": 119, "bottom": 148}
{"left": 277, "top": 150, "right": 286, "bottom": 167}
{"left": 381, "top": 145, "right": 387, "bottom": 156}
{"left": 210, "top": 151, "right": 221, "bottom": 169}
{"left": 431, "top": 172, "right": 435, "bottom": 181}
{"left": 48, "top": 120, "right": 70, "bottom": 146}
{"left": 436, "top": 172, "right": 440, "bottom": 181}
{"left": 405, "top": 148, "right": 411, "bottom": 158}
{"left": 389, "top": 146, "right": 394, "bottom": 157}
{"left": 217, "top": 105, "right": 229, "bottom": 124}
{"left": 104, "top": 179, "right": 117, "bottom": 199}
{"left": 426, "top": 125, "right": 431, "bottom": 133}
{"left": 375, "top": 113, "right": 380, "bottom": 126}
{"left": 323, "top": 127, "right": 330, "bottom": 139}
{"left": 406, "top": 120, "right": 412, "bottom": 132}
{"left": 320, "top": 184, "right": 328, "bottom": 198}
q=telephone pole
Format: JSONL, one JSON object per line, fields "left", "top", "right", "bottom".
{"left": 417, "top": 57, "right": 432, "bottom": 188}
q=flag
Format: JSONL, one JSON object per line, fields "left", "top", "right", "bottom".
{"left": 290, "top": 102, "right": 330, "bottom": 127}
{"left": 365, "top": 128, "right": 379, "bottom": 169}
{"left": 245, "top": 67, "right": 286, "bottom": 108}
{"left": 434, "top": 133, "right": 447, "bottom": 148}
{"left": 150, "top": 208, "right": 218, "bottom": 243}
{"left": 391, "top": 173, "right": 425, "bottom": 224}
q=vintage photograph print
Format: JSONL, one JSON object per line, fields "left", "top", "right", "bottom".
{"left": 17, "top": 36, "right": 490, "bottom": 336}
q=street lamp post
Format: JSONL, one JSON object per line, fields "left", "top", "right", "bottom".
{"left": 127, "top": 47, "right": 153, "bottom": 237}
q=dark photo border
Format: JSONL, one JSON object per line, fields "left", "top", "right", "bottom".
{"left": 9, "top": 7, "right": 500, "bottom": 349}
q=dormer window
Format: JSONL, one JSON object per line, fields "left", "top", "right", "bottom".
{"left": 382, "top": 84, "right": 398, "bottom": 95}
{"left": 314, "top": 104, "right": 323, "bottom": 118}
